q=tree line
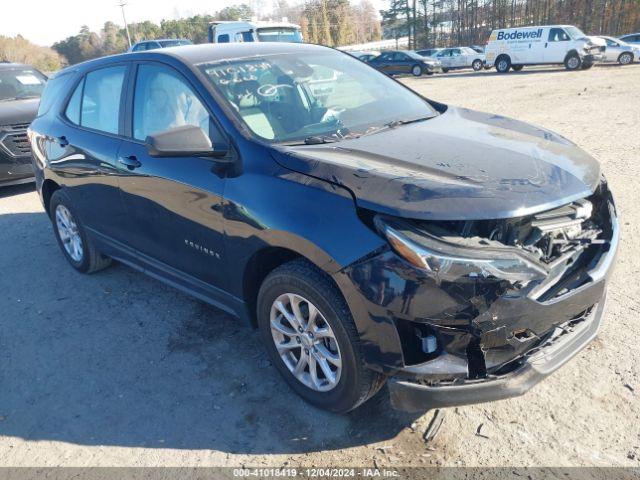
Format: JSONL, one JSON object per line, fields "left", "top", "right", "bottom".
{"left": 382, "top": 0, "right": 640, "bottom": 50}
{"left": 0, "top": 36, "right": 63, "bottom": 71}
{"left": 51, "top": 1, "right": 381, "bottom": 66}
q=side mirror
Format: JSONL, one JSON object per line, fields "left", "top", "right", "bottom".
{"left": 145, "top": 125, "right": 228, "bottom": 158}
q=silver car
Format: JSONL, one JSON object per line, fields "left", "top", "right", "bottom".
{"left": 598, "top": 36, "right": 638, "bottom": 64}
{"left": 434, "top": 47, "right": 485, "bottom": 72}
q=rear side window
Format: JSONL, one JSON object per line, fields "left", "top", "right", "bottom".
{"left": 218, "top": 34, "right": 230, "bottom": 43}
{"left": 132, "top": 43, "right": 147, "bottom": 51}
{"left": 37, "top": 72, "right": 69, "bottom": 117}
{"left": 65, "top": 80, "right": 82, "bottom": 124}
{"left": 65, "top": 66, "right": 126, "bottom": 135}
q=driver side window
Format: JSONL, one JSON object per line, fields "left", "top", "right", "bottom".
{"left": 548, "top": 28, "right": 570, "bottom": 42}
{"left": 132, "top": 64, "right": 212, "bottom": 142}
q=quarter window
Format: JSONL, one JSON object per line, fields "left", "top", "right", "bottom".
{"left": 218, "top": 34, "right": 230, "bottom": 43}
{"left": 132, "top": 64, "right": 212, "bottom": 142}
{"left": 65, "top": 66, "right": 126, "bottom": 135}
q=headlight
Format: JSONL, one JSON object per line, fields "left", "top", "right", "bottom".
{"left": 376, "top": 217, "right": 547, "bottom": 284}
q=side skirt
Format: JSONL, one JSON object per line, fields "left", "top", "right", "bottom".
{"left": 88, "top": 228, "right": 250, "bottom": 324}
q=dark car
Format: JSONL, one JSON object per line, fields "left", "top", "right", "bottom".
{"left": 619, "top": 33, "right": 640, "bottom": 46}
{"left": 129, "top": 38, "right": 193, "bottom": 52}
{"left": 368, "top": 50, "right": 442, "bottom": 76}
{"left": 29, "top": 43, "right": 618, "bottom": 413}
{"left": 0, "top": 63, "right": 47, "bottom": 187}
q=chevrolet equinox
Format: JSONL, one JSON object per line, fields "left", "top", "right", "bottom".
{"left": 29, "top": 43, "right": 619, "bottom": 413}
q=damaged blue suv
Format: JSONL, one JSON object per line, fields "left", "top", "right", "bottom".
{"left": 29, "top": 43, "right": 618, "bottom": 412}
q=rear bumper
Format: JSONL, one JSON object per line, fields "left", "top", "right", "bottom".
{"left": 388, "top": 297, "right": 606, "bottom": 411}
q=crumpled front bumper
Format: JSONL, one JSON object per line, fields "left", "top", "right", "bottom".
{"left": 336, "top": 183, "right": 618, "bottom": 411}
{"left": 388, "top": 297, "right": 606, "bottom": 411}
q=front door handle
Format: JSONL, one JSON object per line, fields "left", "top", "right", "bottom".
{"left": 118, "top": 155, "right": 141, "bottom": 170}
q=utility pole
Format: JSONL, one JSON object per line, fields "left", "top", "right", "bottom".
{"left": 117, "top": 1, "right": 132, "bottom": 48}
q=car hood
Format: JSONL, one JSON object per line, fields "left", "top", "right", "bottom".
{"left": 0, "top": 98, "right": 39, "bottom": 126}
{"left": 272, "top": 106, "right": 601, "bottom": 220}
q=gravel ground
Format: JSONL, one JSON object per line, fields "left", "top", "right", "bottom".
{"left": 0, "top": 64, "right": 639, "bottom": 468}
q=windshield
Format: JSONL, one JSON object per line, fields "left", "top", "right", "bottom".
{"left": 565, "top": 26, "right": 587, "bottom": 40}
{"left": 199, "top": 50, "right": 437, "bottom": 144}
{"left": 0, "top": 68, "right": 47, "bottom": 101}
{"left": 256, "top": 28, "right": 303, "bottom": 43}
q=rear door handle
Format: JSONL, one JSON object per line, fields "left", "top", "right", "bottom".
{"left": 118, "top": 155, "right": 141, "bottom": 170}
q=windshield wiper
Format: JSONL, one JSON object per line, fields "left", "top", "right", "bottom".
{"left": 303, "top": 135, "right": 340, "bottom": 145}
{"left": 357, "top": 115, "right": 436, "bottom": 138}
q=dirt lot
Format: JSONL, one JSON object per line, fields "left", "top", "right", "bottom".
{"left": 1, "top": 64, "right": 639, "bottom": 468}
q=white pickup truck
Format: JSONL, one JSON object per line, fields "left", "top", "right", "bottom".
{"left": 485, "top": 25, "right": 606, "bottom": 72}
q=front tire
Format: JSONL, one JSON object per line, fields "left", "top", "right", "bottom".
{"left": 512, "top": 64, "right": 524, "bottom": 71}
{"left": 565, "top": 53, "right": 582, "bottom": 70}
{"left": 411, "top": 64, "right": 423, "bottom": 76}
{"left": 49, "top": 190, "right": 112, "bottom": 274}
{"left": 472, "top": 59, "right": 483, "bottom": 71}
{"left": 618, "top": 52, "right": 633, "bottom": 65}
{"left": 257, "top": 259, "right": 385, "bottom": 413}
{"left": 495, "top": 55, "right": 511, "bottom": 73}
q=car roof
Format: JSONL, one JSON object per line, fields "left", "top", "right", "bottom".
{"left": 60, "top": 42, "right": 339, "bottom": 75}
{"left": 136, "top": 38, "right": 190, "bottom": 44}
{"left": 0, "top": 62, "right": 33, "bottom": 70}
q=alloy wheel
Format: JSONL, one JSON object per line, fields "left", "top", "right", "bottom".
{"left": 620, "top": 53, "right": 632, "bottom": 64}
{"left": 567, "top": 56, "right": 580, "bottom": 69}
{"left": 269, "top": 293, "right": 342, "bottom": 392}
{"left": 55, "top": 204, "right": 83, "bottom": 262}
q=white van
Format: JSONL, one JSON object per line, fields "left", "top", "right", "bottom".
{"left": 208, "top": 20, "right": 303, "bottom": 44}
{"left": 485, "top": 25, "right": 606, "bottom": 72}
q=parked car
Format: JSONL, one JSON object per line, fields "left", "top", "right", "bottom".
{"left": 597, "top": 35, "right": 638, "bottom": 64}
{"left": 348, "top": 50, "right": 380, "bottom": 63}
{"left": 129, "top": 38, "right": 192, "bottom": 52}
{"left": 368, "top": 50, "right": 442, "bottom": 76}
{"left": 208, "top": 20, "right": 303, "bottom": 43}
{"left": 415, "top": 48, "right": 443, "bottom": 58}
{"left": 0, "top": 63, "right": 47, "bottom": 187}
{"left": 618, "top": 32, "right": 640, "bottom": 46}
{"left": 29, "top": 43, "right": 618, "bottom": 413}
{"left": 434, "top": 47, "right": 486, "bottom": 72}
{"left": 485, "top": 25, "right": 606, "bottom": 72}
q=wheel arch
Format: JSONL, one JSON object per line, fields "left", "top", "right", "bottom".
{"left": 41, "top": 179, "right": 61, "bottom": 215}
{"left": 242, "top": 246, "right": 306, "bottom": 327}
{"left": 618, "top": 51, "right": 634, "bottom": 63}
{"left": 564, "top": 49, "right": 580, "bottom": 62}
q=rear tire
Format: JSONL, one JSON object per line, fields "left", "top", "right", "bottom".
{"left": 411, "top": 64, "right": 423, "bottom": 76}
{"left": 441, "top": 67, "right": 449, "bottom": 73}
{"left": 565, "top": 53, "right": 582, "bottom": 70}
{"left": 49, "top": 190, "right": 112, "bottom": 274}
{"left": 495, "top": 55, "right": 511, "bottom": 73}
{"left": 512, "top": 65, "right": 524, "bottom": 71}
{"left": 257, "top": 259, "right": 385, "bottom": 413}
{"left": 581, "top": 62, "right": 594, "bottom": 70}
{"left": 618, "top": 52, "right": 633, "bottom": 65}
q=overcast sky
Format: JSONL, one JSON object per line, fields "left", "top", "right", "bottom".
{"left": 1, "top": 0, "right": 385, "bottom": 47}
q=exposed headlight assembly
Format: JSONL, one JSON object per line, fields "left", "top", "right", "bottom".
{"left": 376, "top": 216, "right": 548, "bottom": 284}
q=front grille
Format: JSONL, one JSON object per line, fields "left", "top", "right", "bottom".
{"left": 0, "top": 124, "right": 31, "bottom": 157}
